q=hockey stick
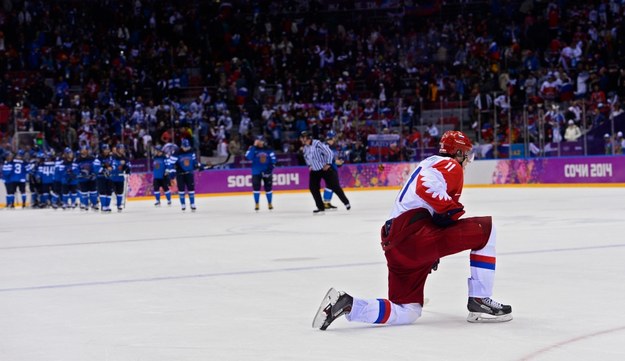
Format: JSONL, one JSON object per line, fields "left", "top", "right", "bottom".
{"left": 204, "top": 153, "right": 232, "bottom": 170}
{"left": 122, "top": 174, "right": 129, "bottom": 208}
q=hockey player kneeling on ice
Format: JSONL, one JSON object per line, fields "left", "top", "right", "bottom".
{"left": 313, "top": 131, "right": 512, "bottom": 330}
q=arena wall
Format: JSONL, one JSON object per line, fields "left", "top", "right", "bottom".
{"left": 2, "top": 156, "right": 625, "bottom": 206}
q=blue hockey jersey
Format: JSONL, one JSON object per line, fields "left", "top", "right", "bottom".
{"left": 153, "top": 155, "right": 174, "bottom": 180}
{"left": 111, "top": 155, "right": 130, "bottom": 182}
{"left": 94, "top": 154, "right": 114, "bottom": 178}
{"left": 9, "top": 159, "right": 27, "bottom": 183}
{"left": 59, "top": 160, "right": 79, "bottom": 185}
{"left": 53, "top": 159, "right": 63, "bottom": 182}
{"left": 75, "top": 155, "right": 96, "bottom": 182}
{"left": 2, "top": 161, "right": 12, "bottom": 182}
{"left": 245, "top": 146, "right": 277, "bottom": 175}
{"left": 37, "top": 161, "right": 56, "bottom": 184}
{"left": 172, "top": 150, "right": 198, "bottom": 174}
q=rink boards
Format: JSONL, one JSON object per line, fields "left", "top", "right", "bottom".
{"left": 2, "top": 156, "right": 625, "bottom": 206}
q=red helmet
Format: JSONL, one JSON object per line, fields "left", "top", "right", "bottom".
{"left": 439, "top": 130, "right": 473, "bottom": 156}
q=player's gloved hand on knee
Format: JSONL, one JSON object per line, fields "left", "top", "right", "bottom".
{"left": 432, "top": 207, "right": 464, "bottom": 227}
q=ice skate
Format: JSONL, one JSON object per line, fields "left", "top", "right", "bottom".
{"left": 313, "top": 208, "right": 325, "bottom": 215}
{"left": 191, "top": 205, "right": 196, "bottom": 212}
{"left": 324, "top": 202, "right": 337, "bottom": 210}
{"left": 312, "top": 288, "right": 353, "bottom": 330}
{"left": 255, "top": 203, "right": 260, "bottom": 211}
{"left": 154, "top": 201, "right": 161, "bottom": 207}
{"left": 268, "top": 203, "right": 273, "bottom": 210}
{"left": 467, "top": 297, "right": 512, "bottom": 323}
{"left": 345, "top": 203, "right": 351, "bottom": 210}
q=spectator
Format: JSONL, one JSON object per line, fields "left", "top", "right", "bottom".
{"left": 604, "top": 134, "right": 613, "bottom": 155}
{"left": 615, "top": 132, "right": 624, "bottom": 155}
{"left": 564, "top": 120, "right": 582, "bottom": 142}
{"left": 610, "top": 103, "right": 624, "bottom": 121}
{"left": 228, "top": 135, "right": 242, "bottom": 157}
{"left": 425, "top": 123, "right": 440, "bottom": 147}
{"left": 349, "top": 140, "right": 367, "bottom": 164}
{"left": 387, "top": 142, "right": 401, "bottom": 162}
{"left": 3, "top": 0, "right": 625, "bottom": 162}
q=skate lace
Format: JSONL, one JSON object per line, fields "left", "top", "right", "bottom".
{"left": 483, "top": 297, "right": 503, "bottom": 309}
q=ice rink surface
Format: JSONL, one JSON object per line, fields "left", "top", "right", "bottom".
{"left": 1, "top": 186, "right": 625, "bottom": 361}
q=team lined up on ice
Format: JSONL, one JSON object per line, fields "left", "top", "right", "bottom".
{"left": 2, "top": 144, "right": 131, "bottom": 211}
{"left": 0, "top": 140, "right": 207, "bottom": 212}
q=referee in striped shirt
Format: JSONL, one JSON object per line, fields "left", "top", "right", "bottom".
{"left": 300, "top": 131, "right": 351, "bottom": 214}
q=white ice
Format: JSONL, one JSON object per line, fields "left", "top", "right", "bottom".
{"left": 1, "top": 187, "right": 625, "bottom": 361}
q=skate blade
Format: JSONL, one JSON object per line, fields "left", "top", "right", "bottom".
{"left": 312, "top": 288, "right": 340, "bottom": 329}
{"left": 466, "top": 312, "right": 513, "bottom": 323}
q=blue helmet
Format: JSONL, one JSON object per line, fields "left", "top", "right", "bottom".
{"left": 326, "top": 130, "right": 337, "bottom": 139}
{"left": 101, "top": 144, "right": 110, "bottom": 151}
{"left": 116, "top": 143, "right": 125, "bottom": 150}
{"left": 154, "top": 145, "right": 163, "bottom": 152}
{"left": 256, "top": 135, "right": 265, "bottom": 142}
{"left": 37, "top": 151, "right": 46, "bottom": 158}
{"left": 80, "top": 144, "right": 90, "bottom": 152}
{"left": 181, "top": 139, "right": 191, "bottom": 149}
{"left": 17, "top": 149, "right": 25, "bottom": 157}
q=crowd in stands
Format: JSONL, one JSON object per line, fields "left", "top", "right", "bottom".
{"left": 1, "top": 0, "right": 625, "bottom": 166}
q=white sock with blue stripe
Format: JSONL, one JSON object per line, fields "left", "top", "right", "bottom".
{"left": 345, "top": 298, "right": 422, "bottom": 325}
{"left": 468, "top": 226, "right": 497, "bottom": 298}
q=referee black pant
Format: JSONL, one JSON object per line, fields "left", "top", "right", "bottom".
{"left": 309, "top": 168, "right": 349, "bottom": 210}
